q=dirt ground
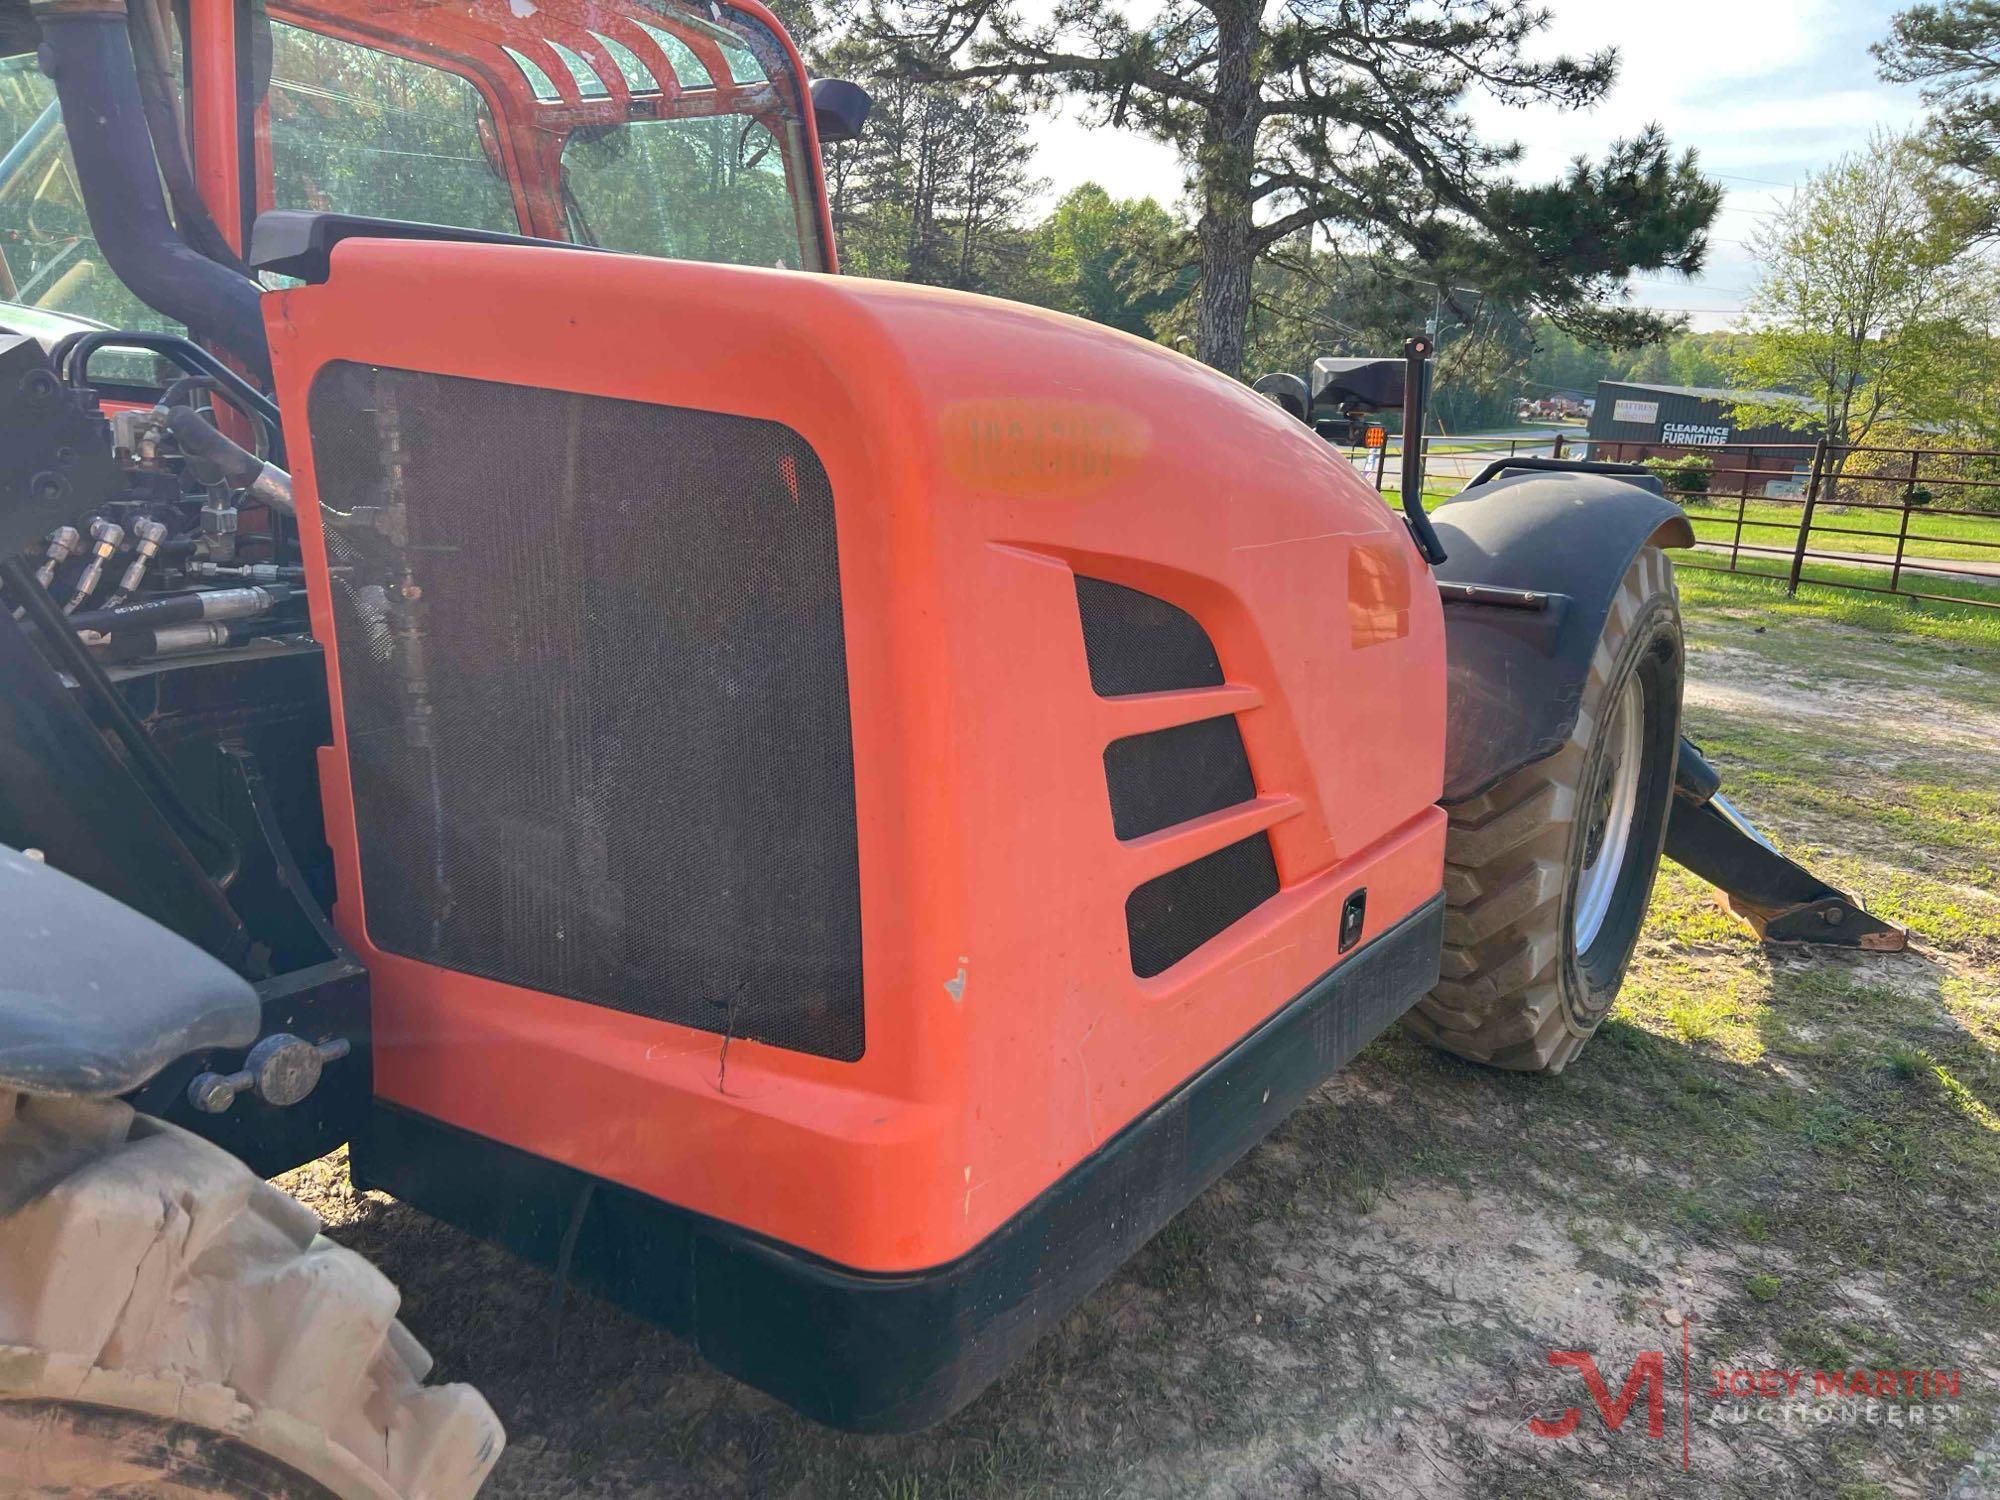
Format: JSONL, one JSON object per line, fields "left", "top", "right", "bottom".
{"left": 280, "top": 570, "right": 2000, "bottom": 1498}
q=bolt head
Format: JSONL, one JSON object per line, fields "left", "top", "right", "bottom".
{"left": 187, "top": 1073, "right": 237, "bottom": 1114}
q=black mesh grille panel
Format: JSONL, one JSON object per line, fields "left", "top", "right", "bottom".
{"left": 1073, "top": 574, "right": 1278, "bottom": 974}
{"left": 1126, "top": 834, "right": 1281, "bottom": 979}
{"left": 308, "top": 362, "right": 863, "bottom": 1060}
{"left": 1074, "top": 576, "right": 1224, "bottom": 696}
{"left": 1104, "top": 718, "right": 1257, "bottom": 840}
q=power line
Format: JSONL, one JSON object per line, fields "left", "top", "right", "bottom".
{"left": 1632, "top": 278, "right": 1753, "bottom": 294}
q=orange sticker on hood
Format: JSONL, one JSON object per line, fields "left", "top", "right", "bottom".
{"left": 941, "top": 399, "right": 1152, "bottom": 498}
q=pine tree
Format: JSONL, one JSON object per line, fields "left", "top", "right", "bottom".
{"left": 871, "top": 0, "right": 1721, "bottom": 377}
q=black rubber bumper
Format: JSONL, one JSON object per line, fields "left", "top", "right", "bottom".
{"left": 353, "top": 893, "right": 1445, "bottom": 1431}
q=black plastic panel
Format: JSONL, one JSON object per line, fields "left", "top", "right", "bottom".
{"left": 308, "top": 362, "right": 863, "bottom": 1060}
{"left": 250, "top": 209, "right": 607, "bottom": 284}
{"left": 1433, "top": 468, "right": 1692, "bottom": 803}
{"left": 1125, "top": 833, "right": 1281, "bottom": 979}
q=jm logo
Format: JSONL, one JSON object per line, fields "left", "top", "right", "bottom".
{"left": 1529, "top": 1350, "right": 1668, "bottom": 1440}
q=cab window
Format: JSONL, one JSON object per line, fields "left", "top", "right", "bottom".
{"left": 559, "top": 116, "right": 802, "bottom": 268}
{"left": 0, "top": 51, "right": 184, "bottom": 342}
{"left": 266, "top": 24, "right": 520, "bottom": 232}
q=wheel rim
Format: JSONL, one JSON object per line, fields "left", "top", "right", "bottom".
{"left": 1573, "top": 673, "right": 1646, "bottom": 953}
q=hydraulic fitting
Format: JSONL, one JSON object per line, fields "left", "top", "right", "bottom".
{"left": 200, "top": 491, "right": 239, "bottom": 562}
{"left": 186, "top": 560, "right": 306, "bottom": 584}
{"left": 106, "top": 516, "right": 168, "bottom": 606}
{"left": 64, "top": 517, "right": 124, "bottom": 612}
{"left": 33, "top": 525, "right": 81, "bottom": 591}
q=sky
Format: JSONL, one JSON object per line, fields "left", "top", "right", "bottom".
{"left": 1022, "top": 0, "right": 1927, "bottom": 332}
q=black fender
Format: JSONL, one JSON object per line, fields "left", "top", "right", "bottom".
{"left": 0, "top": 844, "right": 258, "bottom": 1098}
{"left": 1431, "top": 468, "right": 1694, "bottom": 804}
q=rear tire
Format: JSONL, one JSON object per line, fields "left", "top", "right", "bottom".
{"left": 1407, "top": 544, "right": 1683, "bottom": 1073}
{"left": 0, "top": 1092, "right": 502, "bottom": 1497}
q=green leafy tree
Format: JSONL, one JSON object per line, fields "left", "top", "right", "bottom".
{"left": 1521, "top": 321, "right": 1620, "bottom": 396}
{"left": 1621, "top": 331, "right": 1745, "bottom": 389}
{"left": 1521, "top": 326, "right": 1757, "bottom": 404}
{"left": 869, "top": 0, "right": 1721, "bottom": 378}
{"left": 1729, "top": 133, "right": 2000, "bottom": 452}
{"left": 1034, "top": 183, "right": 1194, "bottom": 335}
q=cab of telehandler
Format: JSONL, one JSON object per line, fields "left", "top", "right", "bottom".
{"left": 0, "top": 0, "right": 847, "bottom": 347}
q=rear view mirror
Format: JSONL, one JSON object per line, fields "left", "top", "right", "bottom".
{"left": 812, "top": 79, "right": 873, "bottom": 144}
{"left": 1310, "top": 357, "right": 1404, "bottom": 415}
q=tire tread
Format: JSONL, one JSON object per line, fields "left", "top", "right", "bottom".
{"left": 1409, "top": 546, "right": 1680, "bottom": 1073}
{"left": 0, "top": 1094, "right": 502, "bottom": 1498}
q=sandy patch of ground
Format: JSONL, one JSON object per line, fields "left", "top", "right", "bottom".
{"left": 1683, "top": 648, "right": 2000, "bottom": 758}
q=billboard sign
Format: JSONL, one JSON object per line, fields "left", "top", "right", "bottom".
{"left": 1661, "top": 422, "right": 1732, "bottom": 446}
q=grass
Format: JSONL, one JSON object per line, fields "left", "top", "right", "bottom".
{"left": 1675, "top": 564, "right": 2000, "bottom": 646}
{"left": 1680, "top": 492, "right": 2000, "bottom": 563}
{"left": 1685, "top": 553, "right": 2000, "bottom": 613}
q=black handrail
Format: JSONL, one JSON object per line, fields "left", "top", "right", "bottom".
{"left": 1399, "top": 335, "right": 1448, "bottom": 564}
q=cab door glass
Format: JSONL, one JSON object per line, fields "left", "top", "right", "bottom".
{"left": 266, "top": 23, "right": 520, "bottom": 233}
{"left": 561, "top": 115, "right": 802, "bottom": 269}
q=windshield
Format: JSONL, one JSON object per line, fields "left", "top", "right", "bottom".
{"left": 260, "top": 0, "right": 822, "bottom": 271}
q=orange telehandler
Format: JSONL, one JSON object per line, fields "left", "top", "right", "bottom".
{"left": 0, "top": 0, "right": 1901, "bottom": 1490}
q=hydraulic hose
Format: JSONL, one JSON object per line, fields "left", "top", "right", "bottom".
{"left": 68, "top": 584, "right": 298, "bottom": 635}
{"left": 96, "top": 617, "right": 300, "bottom": 663}
{"left": 165, "top": 406, "right": 294, "bottom": 514}
{"left": 123, "top": 0, "right": 255, "bottom": 280}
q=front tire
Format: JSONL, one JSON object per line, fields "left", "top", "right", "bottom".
{"left": 1407, "top": 544, "right": 1683, "bottom": 1073}
{"left": 0, "top": 1092, "right": 503, "bottom": 1497}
